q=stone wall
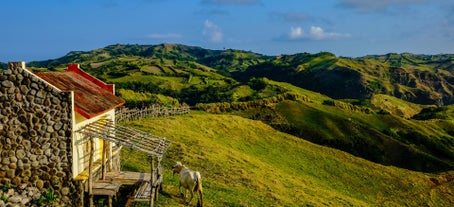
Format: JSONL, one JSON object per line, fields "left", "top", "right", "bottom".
{"left": 0, "top": 62, "right": 78, "bottom": 206}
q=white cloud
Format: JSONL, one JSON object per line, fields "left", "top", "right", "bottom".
{"left": 203, "top": 20, "right": 223, "bottom": 43}
{"left": 309, "top": 26, "right": 350, "bottom": 40}
{"left": 286, "top": 26, "right": 350, "bottom": 40}
{"left": 146, "top": 33, "right": 183, "bottom": 39}
{"left": 289, "top": 27, "right": 304, "bottom": 39}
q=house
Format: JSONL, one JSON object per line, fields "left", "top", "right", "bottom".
{"left": 0, "top": 62, "right": 169, "bottom": 207}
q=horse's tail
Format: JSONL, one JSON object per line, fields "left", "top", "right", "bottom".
{"left": 194, "top": 171, "right": 203, "bottom": 207}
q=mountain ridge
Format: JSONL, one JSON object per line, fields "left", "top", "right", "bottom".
{"left": 13, "top": 43, "right": 453, "bottom": 105}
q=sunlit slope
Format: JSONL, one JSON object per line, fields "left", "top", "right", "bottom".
{"left": 228, "top": 80, "right": 454, "bottom": 172}
{"left": 123, "top": 114, "right": 454, "bottom": 206}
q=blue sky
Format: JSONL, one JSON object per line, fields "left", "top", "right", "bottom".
{"left": 1, "top": 0, "right": 453, "bottom": 62}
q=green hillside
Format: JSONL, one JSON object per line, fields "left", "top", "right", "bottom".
{"left": 236, "top": 52, "right": 454, "bottom": 105}
{"left": 121, "top": 113, "right": 454, "bottom": 206}
{"left": 27, "top": 44, "right": 454, "bottom": 105}
{"left": 25, "top": 44, "right": 454, "bottom": 172}
{"left": 192, "top": 79, "right": 454, "bottom": 172}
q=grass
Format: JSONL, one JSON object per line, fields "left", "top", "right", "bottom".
{"left": 119, "top": 113, "right": 454, "bottom": 206}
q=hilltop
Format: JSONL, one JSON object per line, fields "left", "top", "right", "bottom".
{"left": 23, "top": 44, "right": 454, "bottom": 105}
{"left": 3, "top": 43, "right": 454, "bottom": 172}
{"left": 122, "top": 113, "right": 454, "bottom": 206}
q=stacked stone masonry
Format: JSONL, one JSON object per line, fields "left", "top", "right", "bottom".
{"left": 0, "top": 63, "right": 77, "bottom": 206}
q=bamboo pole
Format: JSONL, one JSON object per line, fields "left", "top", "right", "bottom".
{"left": 102, "top": 140, "right": 107, "bottom": 180}
{"left": 89, "top": 137, "right": 94, "bottom": 207}
{"left": 150, "top": 155, "right": 155, "bottom": 207}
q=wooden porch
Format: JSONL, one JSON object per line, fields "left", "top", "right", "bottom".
{"left": 77, "top": 119, "right": 170, "bottom": 207}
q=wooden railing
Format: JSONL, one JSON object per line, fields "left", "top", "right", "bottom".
{"left": 115, "top": 105, "right": 190, "bottom": 123}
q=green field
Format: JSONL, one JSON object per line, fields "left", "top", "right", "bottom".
{"left": 120, "top": 113, "right": 454, "bottom": 206}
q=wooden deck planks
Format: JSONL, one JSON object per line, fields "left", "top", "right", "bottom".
{"left": 92, "top": 180, "right": 122, "bottom": 196}
{"left": 104, "top": 171, "right": 152, "bottom": 185}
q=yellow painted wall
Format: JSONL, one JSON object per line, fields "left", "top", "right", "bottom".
{"left": 72, "top": 110, "right": 116, "bottom": 179}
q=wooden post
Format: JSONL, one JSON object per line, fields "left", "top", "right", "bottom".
{"left": 102, "top": 140, "right": 107, "bottom": 180}
{"left": 150, "top": 155, "right": 155, "bottom": 207}
{"left": 108, "top": 196, "right": 113, "bottom": 207}
{"left": 89, "top": 137, "right": 94, "bottom": 207}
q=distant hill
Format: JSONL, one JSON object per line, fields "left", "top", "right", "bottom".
{"left": 25, "top": 44, "right": 454, "bottom": 172}
{"left": 236, "top": 52, "right": 454, "bottom": 105}
{"left": 29, "top": 44, "right": 454, "bottom": 105}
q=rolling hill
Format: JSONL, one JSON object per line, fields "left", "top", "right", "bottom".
{"left": 235, "top": 52, "right": 454, "bottom": 105}
{"left": 121, "top": 113, "right": 454, "bottom": 206}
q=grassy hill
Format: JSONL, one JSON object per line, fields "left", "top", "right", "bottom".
{"left": 194, "top": 79, "right": 454, "bottom": 172}
{"left": 27, "top": 44, "right": 454, "bottom": 106}
{"left": 236, "top": 52, "right": 454, "bottom": 105}
{"left": 25, "top": 44, "right": 454, "bottom": 172}
{"left": 120, "top": 113, "right": 454, "bottom": 206}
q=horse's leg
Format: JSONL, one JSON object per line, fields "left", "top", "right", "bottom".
{"left": 179, "top": 183, "right": 184, "bottom": 197}
{"left": 187, "top": 188, "right": 194, "bottom": 205}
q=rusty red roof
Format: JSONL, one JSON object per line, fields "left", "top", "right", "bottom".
{"left": 35, "top": 64, "right": 125, "bottom": 119}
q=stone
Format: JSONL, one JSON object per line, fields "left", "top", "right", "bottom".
{"left": 9, "top": 156, "right": 17, "bottom": 163}
{"left": 16, "top": 74, "right": 23, "bottom": 81}
{"left": 44, "top": 149, "right": 52, "bottom": 156}
{"left": 6, "top": 169, "right": 15, "bottom": 178}
{"left": 28, "top": 88, "right": 39, "bottom": 96}
{"left": 51, "top": 176, "right": 59, "bottom": 185}
{"left": 61, "top": 187, "right": 70, "bottom": 196}
{"left": 38, "top": 158, "right": 48, "bottom": 165}
{"left": 8, "top": 75, "right": 16, "bottom": 82}
{"left": 46, "top": 125, "right": 54, "bottom": 133}
{"left": 59, "top": 142, "right": 66, "bottom": 150}
{"left": 35, "top": 180, "right": 44, "bottom": 189}
{"left": 44, "top": 98, "right": 51, "bottom": 106}
{"left": 22, "top": 164, "right": 30, "bottom": 170}
{"left": 29, "top": 155, "right": 37, "bottom": 162}
{"left": 1, "top": 80, "right": 13, "bottom": 88}
{"left": 19, "top": 85, "right": 28, "bottom": 94}
{"left": 8, "top": 87, "right": 15, "bottom": 94}
{"left": 17, "top": 160, "right": 24, "bottom": 169}
{"left": 35, "top": 90, "right": 45, "bottom": 99}
{"left": 2, "top": 157, "right": 10, "bottom": 165}
{"left": 20, "top": 197, "right": 31, "bottom": 205}
{"left": 22, "top": 140, "right": 31, "bottom": 149}
{"left": 15, "top": 150, "right": 25, "bottom": 159}
{"left": 5, "top": 188, "right": 15, "bottom": 197}
{"left": 11, "top": 177, "right": 21, "bottom": 186}
{"left": 31, "top": 161, "right": 39, "bottom": 168}
{"left": 26, "top": 94, "right": 35, "bottom": 102}
{"left": 15, "top": 93, "right": 22, "bottom": 102}
{"left": 56, "top": 172, "right": 66, "bottom": 178}
{"left": 8, "top": 195, "right": 22, "bottom": 203}
{"left": 51, "top": 97, "right": 60, "bottom": 105}
{"left": 34, "top": 97, "right": 43, "bottom": 104}
{"left": 21, "top": 170, "right": 31, "bottom": 177}
{"left": 53, "top": 122, "right": 63, "bottom": 131}
{"left": 8, "top": 163, "right": 17, "bottom": 169}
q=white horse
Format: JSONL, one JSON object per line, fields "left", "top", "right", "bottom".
{"left": 172, "top": 162, "right": 203, "bottom": 207}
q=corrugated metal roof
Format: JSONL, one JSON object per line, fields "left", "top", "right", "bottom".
{"left": 35, "top": 70, "right": 125, "bottom": 119}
